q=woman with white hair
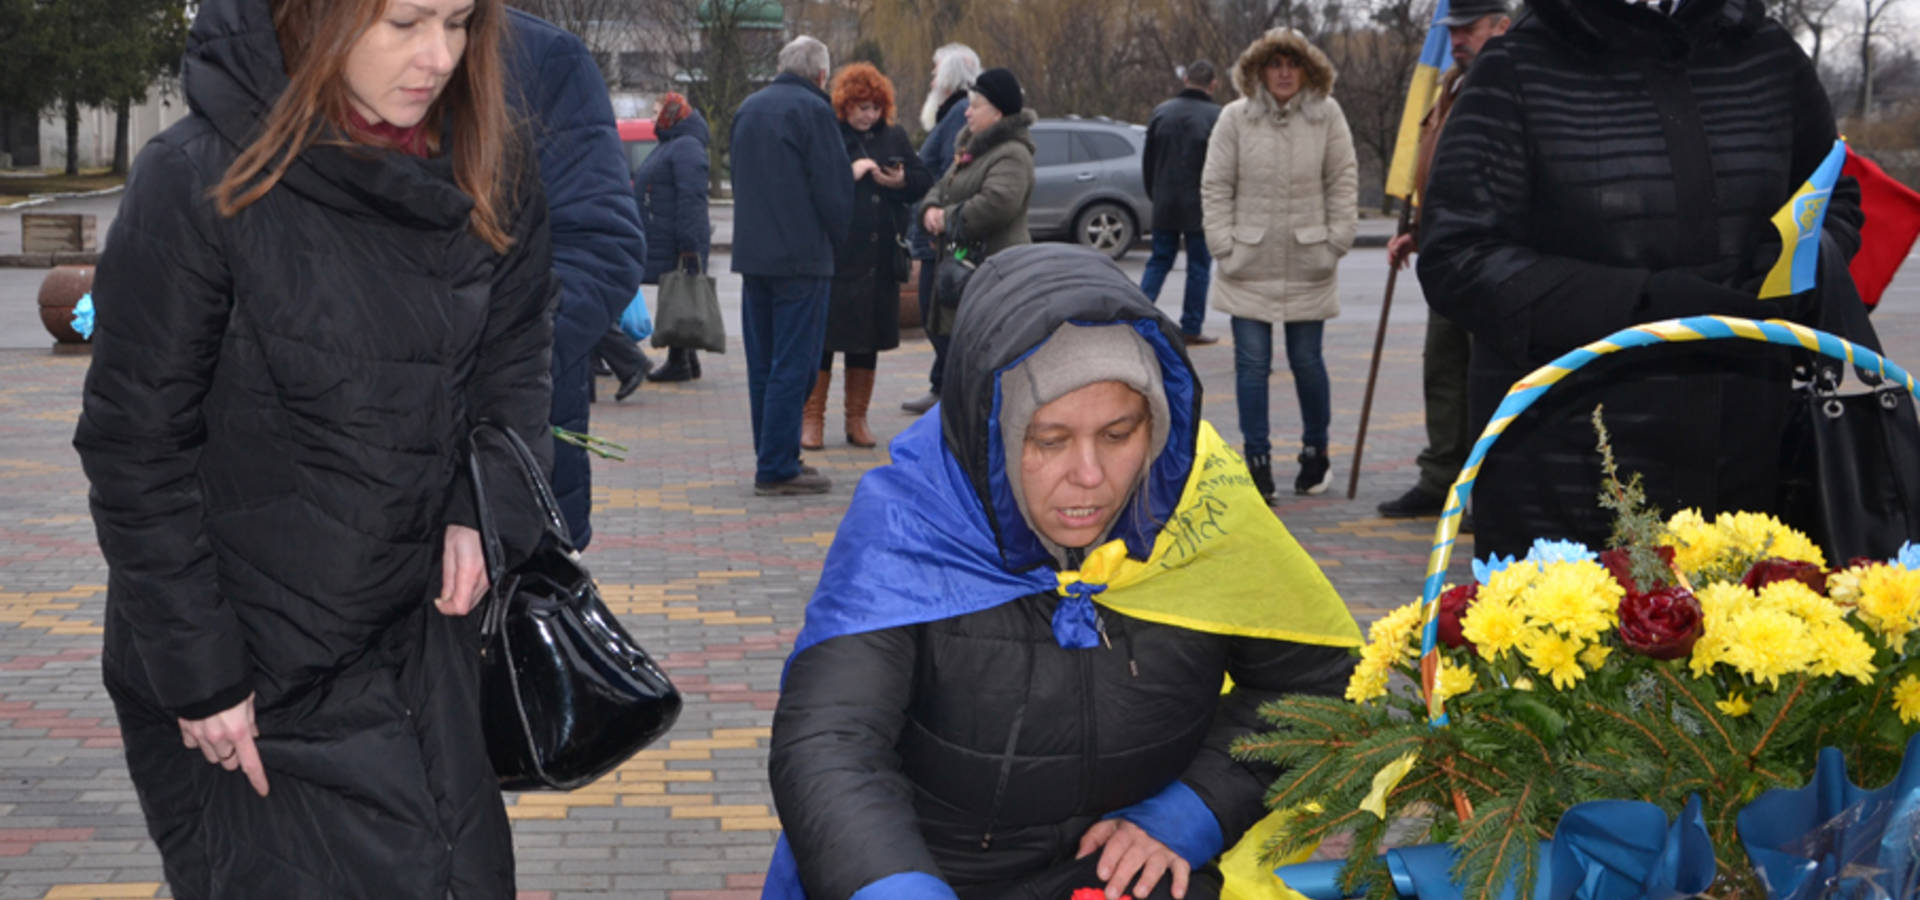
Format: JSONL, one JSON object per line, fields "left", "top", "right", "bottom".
{"left": 903, "top": 42, "right": 985, "bottom": 415}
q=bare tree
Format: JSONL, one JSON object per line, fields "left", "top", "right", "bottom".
{"left": 508, "top": 0, "right": 649, "bottom": 86}
{"left": 1855, "top": 0, "right": 1907, "bottom": 115}
{"left": 1777, "top": 0, "right": 1845, "bottom": 71}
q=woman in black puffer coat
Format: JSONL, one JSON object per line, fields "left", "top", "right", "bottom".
{"left": 72, "top": 0, "right": 553, "bottom": 895}
{"left": 765, "top": 245, "right": 1359, "bottom": 900}
{"left": 1417, "top": 0, "right": 1863, "bottom": 558}
{"left": 634, "top": 92, "right": 713, "bottom": 383}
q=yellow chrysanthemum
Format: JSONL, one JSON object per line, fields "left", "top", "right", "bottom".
{"left": 1663, "top": 508, "right": 1724, "bottom": 575}
{"left": 1522, "top": 631, "right": 1587, "bottom": 691}
{"left": 1716, "top": 693, "right": 1753, "bottom": 717}
{"left": 1827, "top": 566, "right": 1865, "bottom": 610}
{"left": 1854, "top": 565, "right": 1920, "bottom": 654}
{"left": 1460, "top": 598, "right": 1528, "bottom": 661}
{"left": 1806, "top": 621, "right": 1877, "bottom": 684}
{"left": 1579, "top": 643, "right": 1613, "bottom": 671}
{"left": 1523, "top": 560, "right": 1622, "bottom": 642}
{"left": 1344, "top": 655, "right": 1391, "bottom": 704}
{"left": 1755, "top": 580, "right": 1840, "bottom": 623}
{"left": 1436, "top": 659, "right": 1477, "bottom": 703}
{"left": 1688, "top": 582, "right": 1754, "bottom": 679}
{"left": 1894, "top": 675, "right": 1920, "bottom": 725}
{"left": 1722, "top": 607, "right": 1816, "bottom": 689}
{"left": 1478, "top": 563, "right": 1541, "bottom": 608}
{"left": 1717, "top": 512, "right": 1826, "bottom": 569}
{"left": 1365, "top": 601, "right": 1425, "bottom": 664}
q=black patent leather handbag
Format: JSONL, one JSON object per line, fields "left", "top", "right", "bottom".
{"left": 467, "top": 423, "right": 681, "bottom": 791}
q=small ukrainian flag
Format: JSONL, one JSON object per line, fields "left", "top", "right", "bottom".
{"left": 1759, "top": 138, "right": 1848, "bottom": 299}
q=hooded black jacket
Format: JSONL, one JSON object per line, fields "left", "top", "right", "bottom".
{"left": 1415, "top": 0, "right": 1863, "bottom": 557}
{"left": 73, "top": 0, "right": 553, "bottom": 894}
{"left": 769, "top": 245, "right": 1355, "bottom": 899}
{"left": 1143, "top": 88, "right": 1221, "bottom": 234}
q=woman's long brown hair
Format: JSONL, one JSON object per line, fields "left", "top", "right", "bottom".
{"left": 211, "top": 0, "right": 518, "bottom": 252}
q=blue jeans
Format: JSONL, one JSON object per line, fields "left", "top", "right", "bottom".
{"left": 742, "top": 275, "right": 831, "bottom": 483}
{"left": 1231, "top": 317, "right": 1329, "bottom": 458}
{"left": 1138, "top": 230, "right": 1212, "bottom": 337}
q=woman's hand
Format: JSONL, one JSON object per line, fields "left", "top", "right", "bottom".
{"left": 922, "top": 206, "right": 946, "bottom": 235}
{"left": 852, "top": 158, "right": 880, "bottom": 181}
{"left": 178, "top": 693, "right": 269, "bottom": 797}
{"left": 1076, "top": 818, "right": 1191, "bottom": 899}
{"left": 872, "top": 164, "right": 906, "bottom": 189}
{"left": 436, "top": 524, "right": 489, "bottom": 616}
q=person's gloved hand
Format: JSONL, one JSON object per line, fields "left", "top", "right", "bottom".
{"left": 1636, "top": 270, "right": 1781, "bottom": 323}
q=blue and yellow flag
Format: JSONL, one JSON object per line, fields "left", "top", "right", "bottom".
{"left": 1759, "top": 138, "right": 1848, "bottom": 299}
{"left": 1384, "top": 0, "right": 1456, "bottom": 200}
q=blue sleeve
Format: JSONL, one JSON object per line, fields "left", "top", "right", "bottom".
{"left": 809, "top": 105, "right": 855, "bottom": 251}
{"left": 848, "top": 872, "right": 961, "bottom": 900}
{"left": 672, "top": 142, "right": 712, "bottom": 265}
{"left": 1104, "top": 780, "right": 1226, "bottom": 867}
{"left": 522, "top": 31, "right": 646, "bottom": 370}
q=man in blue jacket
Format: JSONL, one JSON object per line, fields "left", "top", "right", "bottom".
{"left": 507, "top": 9, "right": 647, "bottom": 547}
{"left": 730, "top": 36, "right": 854, "bottom": 495}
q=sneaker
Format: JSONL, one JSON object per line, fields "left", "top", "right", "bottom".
{"left": 1295, "top": 446, "right": 1331, "bottom": 495}
{"left": 1246, "top": 453, "right": 1276, "bottom": 502}
{"left": 1377, "top": 485, "right": 1443, "bottom": 518}
{"left": 754, "top": 469, "right": 832, "bottom": 496}
{"left": 901, "top": 391, "right": 940, "bottom": 414}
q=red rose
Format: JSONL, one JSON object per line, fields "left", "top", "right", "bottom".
{"left": 1437, "top": 583, "right": 1478, "bottom": 651}
{"left": 1617, "top": 586, "right": 1704, "bottom": 660}
{"left": 1600, "top": 546, "right": 1676, "bottom": 594}
{"left": 1742, "top": 557, "right": 1829, "bottom": 592}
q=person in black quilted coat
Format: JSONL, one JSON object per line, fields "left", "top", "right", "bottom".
{"left": 1416, "top": 0, "right": 1863, "bottom": 558}
{"left": 72, "top": 0, "right": 553, "bottom": 895}
{"left": 765, "top": 245, "right": 1358, "bottom": 900}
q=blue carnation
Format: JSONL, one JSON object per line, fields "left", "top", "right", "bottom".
{"left": 1896, "top": 542, "right": 1920, "bottom": 571}
{"left": 71, "top": 293, "right": 95, "bottom": 340}
{"left": 1473, "top": 553, "right": 1517, "bottom": 585}
{"left": 1525, "top": 538, "right": 1597, "bottom": 568}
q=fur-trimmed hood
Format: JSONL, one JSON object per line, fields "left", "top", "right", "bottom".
{"left": 1232, "top": 28, "right": 1337, "bottom": 113}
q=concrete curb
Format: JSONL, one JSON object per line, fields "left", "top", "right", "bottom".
{"left": 0, "top": 185, "right": 126, "bottom": 211}
{"left": 699, "top": 233, "right": 1391, "bottom": 254}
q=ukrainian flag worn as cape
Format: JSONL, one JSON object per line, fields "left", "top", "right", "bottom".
{"left": 786, "top": 413, "right": 1360, "bottom": 672}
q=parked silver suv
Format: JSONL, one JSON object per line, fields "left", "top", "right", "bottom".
{"left": 1027, "top": 117, "right": 1152, "bottom": 260}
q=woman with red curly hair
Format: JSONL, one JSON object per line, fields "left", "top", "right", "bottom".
{"left": 803, "top": 63, "right": 932, "bottom": 450}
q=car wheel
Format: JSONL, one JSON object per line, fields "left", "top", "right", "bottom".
{"left": 1074, "top": 202, "right": 1135, "bottom": 260}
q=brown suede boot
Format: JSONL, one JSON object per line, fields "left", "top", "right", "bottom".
{"left": 844, "top": 367, "right": 877, "bottom": 448}
{"left": 801, "top": 370, "right": 830, "bottom": 451}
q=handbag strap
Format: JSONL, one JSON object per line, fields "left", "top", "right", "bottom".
{"left": 466, "top": 421, "right": 572, "bottom": 634}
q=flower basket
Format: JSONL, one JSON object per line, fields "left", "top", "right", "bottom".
{"left": 1232, "top": 316, "right": 1920, "bottom": 900}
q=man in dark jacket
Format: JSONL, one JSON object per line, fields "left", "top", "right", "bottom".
{"left": 730, "top": 35, "right": 855, "bottom": 495}
{"left": 509, "top": 9, "right": 646, "bottom": 547}
{"left": 1416, "top": 0, "right": 1862, "bottom": 557}
{"left": 1376, "top": 0, "right": 1507, "bottom": 521}
{"left": 1139, "top": 61, "right": 1222, "bottom": 345}
{"left": 902, "top": 42, "right": 981, "bottom": 415}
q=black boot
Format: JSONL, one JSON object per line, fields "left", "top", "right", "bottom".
{"left": 688, "top": 349, "right": 702, "bottom": 379}
{"left": 1295, "top": 445, "right": 1332, "bottom": 495}
{"left": 1246, "top": 452, "right": 1276, "bottom": 503}
{"left": 648, "top": 347, "right": 694, "bottom": 383}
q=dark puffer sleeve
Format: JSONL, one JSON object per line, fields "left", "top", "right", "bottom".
{"left": 1179, "top": 638, "right": 1356, "bottom": 847}
{"left": 1415, "top": 49, "right": 1774, "bottom": 364}
{"left": 770, "top": 628, "right": 950, "bottom": 900}
{"left": 74, "top": 140, "right": 252, "bottom": 719}
{"left": 447, "top": 175, "right": 559, "bottom": 560}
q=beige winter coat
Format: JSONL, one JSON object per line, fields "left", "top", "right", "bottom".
{"left": 1201, "top": 29, "right": 1358, "bottom": 324}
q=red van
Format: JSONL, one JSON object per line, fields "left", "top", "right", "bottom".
{"left": 616, "top": 119, "right": 658, "bottom": 175}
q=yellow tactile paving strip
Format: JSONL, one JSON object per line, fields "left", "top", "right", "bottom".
{"left": 503, "top": 728, "right": 779, "bottom": 831}
{"left": 0, "top": 587, "right": 103, "bottom": 635}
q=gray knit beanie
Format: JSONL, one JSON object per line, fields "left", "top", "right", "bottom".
{"left": 999, "top": 323, "right": 1171, "bottom": 561}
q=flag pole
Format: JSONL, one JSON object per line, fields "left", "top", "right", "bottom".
{"left": 1346, "top": 201, "right": 1415, "bottom": 501}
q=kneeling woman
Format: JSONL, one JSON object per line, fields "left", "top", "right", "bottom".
{"left": 766, "top": 244, "right": 1361, "bottom": 900}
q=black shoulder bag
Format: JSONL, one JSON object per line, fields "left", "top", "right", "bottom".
{"left": 932, "top": 206, "right": 982, "bottom": 310}
{"left": 468, "top": 422, "right": 682, "bottom": 791}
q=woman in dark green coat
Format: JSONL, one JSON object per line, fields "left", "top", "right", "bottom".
{"left": 916, "top": 67, "right": 1037, "bottom": 347}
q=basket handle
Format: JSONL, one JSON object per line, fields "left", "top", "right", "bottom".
{"left": 1415, "top": 316, "right": 1920, "bottom": 726}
